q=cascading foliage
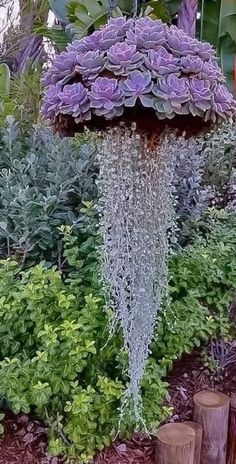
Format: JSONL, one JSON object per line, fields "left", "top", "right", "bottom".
{"left": 41, "top": 17, "right": 235, "bottom": 422}
{"left": 97, "top": 126, "right": 175, "bottom": 415}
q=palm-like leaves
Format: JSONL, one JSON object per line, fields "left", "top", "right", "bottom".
{"left": 67, "top": 0, "right": 110, "bottom": 37}
{"left": 67, "top": 0, "right": 169, "bottom": 39}
{"left": 49, "top": 0, "right": 70, "bottom": 23}
{"left": 201, "top": 0, "right": 236, "bottom": 92}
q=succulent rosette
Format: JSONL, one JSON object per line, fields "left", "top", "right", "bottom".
{"left": 107, "top": 17, "right": 134, "bottom": 37}
{"left": 201, "top": 60, "right": 225, "bottom": 83}
{"left": 189, "top": 79, "right": 212, "bottom": 116}
{"left": 166, "top": 26, "right": 196, "bottom": 57}
{"left": 42, "top": 51, "right": 78, "bottom": 86}
{"left": 144, "top": 48, "right": 180, "bottom": 77}
{"left": 89, "top": 77, "right": 124, "bottom": 119}
{"left": 59, "top": 83, "right": 91, "bottom": 122}
{"left": 126, "top": 18, "right": 166, "bottom": 51}
{"left": 106, "top": 42, "right": 143, "bottom": 75}
{"left": 41, "top": 83, "right": 62, "bottom": 120}
{"left": 153, "top": 75, "right": 190, "bottom": 118}
{"left": 76, "top": 50, "right": 106, "bottom": 81}
{"left": 121, "top": 71, "right": 153, "bottom": 108}
{"left": 193, "top": 39, "right": 216, "bottom": 61}
{"left": 41, "top": 17, "right": 236, "bottom": 128}
{"left": 181, "top": 55, "right": 203, "bottom": 75}
{"left": 211, "top": 84, "right": 235, "bottom": 121}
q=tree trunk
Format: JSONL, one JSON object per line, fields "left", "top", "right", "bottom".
{"left": 193, "top": 390, "right": 229, "bottom": 464}
{"left": 177, "top": 0, "right": 198, "bottom": 38}
{"left": 156, "top": 422, "right": 195, "bottom": 464}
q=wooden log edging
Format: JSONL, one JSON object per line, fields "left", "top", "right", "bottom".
{"left": 193, "top": 390, "right": 230, "bottom": 464}
{"left": 156, "top": 422, "right": 195, "bottom": 464}
{"left": 227, "top": 396, "right": 236, "bottom": 464}
{"left": 183, "top": 421, "right": 203, "bottom": 464}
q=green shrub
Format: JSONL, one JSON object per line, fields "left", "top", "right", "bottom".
{"left": 153, "top": 210, "right": 236, "bottom": 360}
{"left": 0, "top": 117, "right": 97, "bottom": 265}
{"left": 0, "top": 69, "right": 42, "bottom": 131}
{"left": 0, "top": 208, "right": 234, "bottom": 461}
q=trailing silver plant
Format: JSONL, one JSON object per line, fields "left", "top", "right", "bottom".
{"left": 96, "top": 125, "right": 206, "bottom": 418}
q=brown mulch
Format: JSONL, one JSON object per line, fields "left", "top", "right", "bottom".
{"left": 94, "top": 345, "right": 236, "bottom": 464}
{"left": 1, "top": 344, "right": 236, "bottom": 463}
{"left": 166, "top": 346, "right": 236, "bottom": 422}
{"left": 94, "top": 435, "right": 156, "bottom": 464}
{"left": 0, "top": 412, "right": 59, "bottom": 464}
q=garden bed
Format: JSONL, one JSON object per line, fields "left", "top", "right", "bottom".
{"left": 1, "top": 344, "right": 236, "bottom": 463}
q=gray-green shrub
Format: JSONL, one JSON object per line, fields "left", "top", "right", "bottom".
{"left": 0, "top": 116, "right": 97, "bottom": 264}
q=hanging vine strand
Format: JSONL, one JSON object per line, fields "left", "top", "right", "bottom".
{"left": 97, "top": 125, "right": 180, "bottom": 417}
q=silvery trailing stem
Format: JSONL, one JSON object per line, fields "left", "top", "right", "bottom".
{"left": 97, "top": 125, "right": 176, "bottom": 416}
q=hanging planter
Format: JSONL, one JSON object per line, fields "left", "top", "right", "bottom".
{"left": 41, "top": 16, "right": 236, "bottom": 422}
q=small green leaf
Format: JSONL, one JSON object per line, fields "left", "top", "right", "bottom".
{"left": 0, "top": 63, "right": 10, "bottom": 98}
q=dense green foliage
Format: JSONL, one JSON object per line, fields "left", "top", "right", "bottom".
{"left": 0, "top": 69, "right": 42, "bottom": 131}
{"left": 0, "top": 118, "right": 97, "bottom": 265}
{"left": 0, "top": 206, "right": 234, "bottom": 461}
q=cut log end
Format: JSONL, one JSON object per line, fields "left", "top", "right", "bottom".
{"left": 194, "top": 390, "right": 229, "bottom": 409}
{"left": 157, "top": 422, "right": 195, "bottom": 445}
{"left": 156, "top": 423, "right": 195, "bottom": 464}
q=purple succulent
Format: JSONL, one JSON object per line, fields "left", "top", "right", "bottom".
{"left": 106, "top": 42, "right": 143, "bottom": 75}
{"left": 42, "top": 51, "right": 78, "bottom": 86}
{"left": 75, "top": 50, "right": 106, "bottom": 81}
{"left": 100, "top": 27, "right": 122, "bottom": 50}
{"left": 121, "top": 70, "right": 153, "bottom": 107}
{"left": 41, "top": 83, "right": 62, "bottom": 120}
{"left": 42, "top": 18, "right": 235, "bottom": 126}
{"left": 189, "top": 79, "right": 212, "bottom": 116}
{"left": 166, "top": 26, "right": 196, "bottom": 57}
{"left": 67, "top": 39, "right": 89, "bottom": 54}
{"left": 144, "top": 47, "right": 180, "bottom": 76}
{"left": 153, "top": 75, "right": 190, "bottom": 118}
{"left": 192, "top": 39, "right": 216, "bottom": 61}
{"left": 89, "top": 77, "right": 124, "bottom": 119}
{"left": 181, "top": 55, "right": 203, "bottom": 74}
{"left": 68, "top": 30, "right": 105, "bottom": 53}
{"left": 126, "top": 18, "right": 166, "bottom": 51}
{"left": 211, "top": 84, "right": 235, "bottom": 119}
{"left": 107, "top": 17, "right": 134, "bottom": 37}
{"left": 58, "top": 83, "right": 91, "bottom": 122}
{"left": 201, "top": 60, "right": 225, "bottom": 83}
{"left": 72, "top": 28, "right": 122, "bottom": 53}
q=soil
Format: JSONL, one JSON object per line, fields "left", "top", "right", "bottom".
{"left": 1, "top": 344, "right": 236, "bottom": 463}
{"left": 55, "top": 107, "right": 211, "bottom": 139}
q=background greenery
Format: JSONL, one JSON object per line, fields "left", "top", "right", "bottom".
{"left": 0, "top": 0, "right": 235, "bottom": 461}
